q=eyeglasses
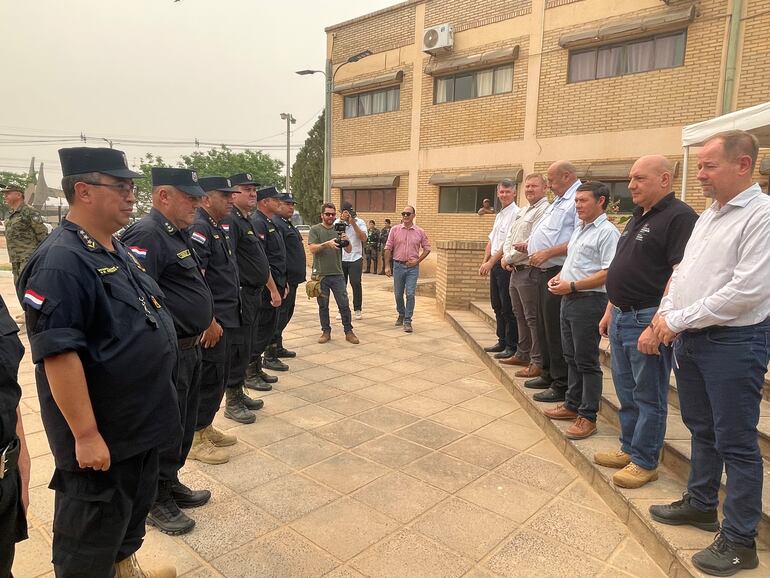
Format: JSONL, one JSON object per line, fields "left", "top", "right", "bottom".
{"left": 83, "top": 181, "right": 138, "bottom": 196}
{"left": 323, "top": 212, "right": 336, "bottom": 216}
{"left": 401, "top": 212, "right": 413, "bottom": 217}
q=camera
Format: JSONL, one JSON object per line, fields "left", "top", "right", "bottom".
{"left": 333, "top": 221, "right": 350, "bottom": 247}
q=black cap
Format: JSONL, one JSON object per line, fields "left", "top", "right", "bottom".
{"left": 58, "top": 147, "right": 144, "bottom": 179}
{"left": 257, "top": 186, "right": 281, "bottom": 201}
{"left": 151, "top": 168, "right": 206, "bottom": 197}
{"left": 341, "top": 201, "right": 354, "bottom": 212}
{"left": 229, "top": 173, "right": 261, "bottom": 187}
{"left": 198, "top": 176, "right": 238, "bottom": 193}
{"left": 280, "top": 193, "right": 296, "bottom": 204}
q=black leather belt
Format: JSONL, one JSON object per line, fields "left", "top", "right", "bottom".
{"left": 0, "top": 438, "right": 19, "bottom": 480}
{"left": 393, "top": 259, "right": 407, "bottom": 264}
{"left": 614, "top": 302, "right": 659, "bottom": 313}
{"left": 513, "top": 264, "right": 530, "bottom": 272}
{"left": 177, "top": 335, "right": 201, "bottom": 350}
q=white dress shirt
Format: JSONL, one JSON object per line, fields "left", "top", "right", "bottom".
{"left": 660, "top": 183, "right": 770, "bottom": 332}
{"left": 488, "top": 201, "right": 519, "bottom": 253}
{"left": 560, "top": 213, "right": 620, "bottom": 293}
{"left": 527, "top": 179, "right": 582, "bottom": 268}
{"left": 336, "top": 217, "right": 367, "bottom": 262}
{"left": 503, "top": 197, "right": 550, "bottom": 266}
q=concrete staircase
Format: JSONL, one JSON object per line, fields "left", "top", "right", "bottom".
{"left": 445, "top": 301, "right": 770, "bottom": 578}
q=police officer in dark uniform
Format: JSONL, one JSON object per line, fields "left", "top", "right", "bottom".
{"left": 269, "top": 193, "right": 306, "bottom": 358}
{"left": 19, "top": 147, "right": 178, "bottom": 578}
{"left": 120, "top": 168, "right": 214, "bottom": 536}
{"left": 250, "top": 186, "right": 289, "bottom": 375}
{"left": 0, "top": 295, "right": 30, "bottom": 578}
{"left": 188, "top": 177, "right": 245, "bottom": 464}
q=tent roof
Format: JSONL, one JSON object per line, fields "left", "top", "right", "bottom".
{"left": 682, "top": 101, "right": 770, "bottom": 147}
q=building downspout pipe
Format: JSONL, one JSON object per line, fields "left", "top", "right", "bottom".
{"left": 722, "top": 0, "right": 743, "bottom": 114}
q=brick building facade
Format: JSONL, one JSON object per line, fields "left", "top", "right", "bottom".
{"left": 326, "top": 0, "right": 770, "bottom": 248}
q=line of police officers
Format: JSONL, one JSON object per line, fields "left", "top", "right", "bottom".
{"left": 5, "top": 147, "right": 305, "bottom": 578}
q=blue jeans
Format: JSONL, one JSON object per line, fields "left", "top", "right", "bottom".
{"left": 674, "top": 319, "right": 770, "bottom": 546}
{"left": 393, "top": 262, "right": 419, "bottom": 322}
{"left": 317, "top": 275, "right": 353, "bottom": 333}
{"left": 610, "top": 307, "right": 671, "bottom": 470}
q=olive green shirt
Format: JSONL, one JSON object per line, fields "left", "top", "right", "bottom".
{"left": 308, "top": 223, "right": 343, "bottom": 276}
{"left": 5, "top": 203, "right": 48, "bottom": 263}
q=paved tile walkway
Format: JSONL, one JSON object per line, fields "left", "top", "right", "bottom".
{"left": 6, "top": 271, "right": 666, "bottom": 577}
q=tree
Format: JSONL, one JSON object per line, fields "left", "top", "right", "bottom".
{"left": 291, "top": 112, "right": 324, "bottom": 224}
{"left": 0, "top": 170, "right": 34, "bottom": 219}
{"left": 180, "top": 146, "right": 283, "bottom": 187}
{"left": 135, "top": 153, "right": 169, "bottom": 215}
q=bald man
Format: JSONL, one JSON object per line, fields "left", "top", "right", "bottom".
{"left": 595, "top": 155, "right": 697, "bottom": 489}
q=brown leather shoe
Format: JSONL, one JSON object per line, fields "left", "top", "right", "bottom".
{"left": 318, "top": 331, "right": 331, "bottom": 344}
{"left": 515, "top": 364, "right": 542, "bottom": 378}
{"left": 544, "top": 404, "right": 578, "bottom": 421}
{"left": 565, "top": 416, "right": 597, "bottom": 439}
{"left": 345, "top": 331, "right": 360, "bottom": 344}
{"left": 499, "top": 355, "right": 529, "bottom": 367}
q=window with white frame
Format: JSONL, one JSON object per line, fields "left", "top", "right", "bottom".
{"left": 434, "top": 64, "right": 513, "bottom": 104}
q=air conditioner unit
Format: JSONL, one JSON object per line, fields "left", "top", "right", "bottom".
{"left": 422, "top": 24, "right": 454, "bottom": 54}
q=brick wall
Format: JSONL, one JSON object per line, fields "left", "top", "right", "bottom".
{"left": 537, "top": 0, "right": 728, "bottom": 138}
{"left": 435, "top": 240, "right": 489, "bottom": 313}
{"left": 737, "top": 0, "right": 770, "bottom": 109}
{"left": 330, "top": 3, "right": 416, "bottom": 64}
{"left": 330, "top": 175, "right": 410, "bottom": 229}
{"left": 425, "top": 0, "right": 531, "bottom": 31}
{"left": 419, "top": 37, "right": 529, "bottom": 148}
{"left": 332, "top": 65, "right": 413, "bottom": 157}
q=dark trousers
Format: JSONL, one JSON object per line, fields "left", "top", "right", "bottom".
{"left": 272, "top": 283, "right": 298, "bottom": 346}
{"left": 536, "top": 266, "right": 568, "bottom": 392}
{"left": 51, "top": 448, "right": 159, "bottom": 578}
{"left": 342, "top": 258, "right": 363, "bottom": 312}
{"left": 365, "top": 249, "right": 379, "bottom": 274}
{"left": 674, "top": 319, "right": 770, "bottom": 546}
{"left": 318, "top": 275, "right": 353, "bottom": 333}
{"left": 158, "top": 345, "right": 201, "bottom": 482}
{"left": 490, "top": 262, "right": 517, "bottom": 350}
{"left": 228, "top": 288, "right": 261, "bottom": 388}
{"left": 561, "top": 292, "right": 608, "bottom": 422}
{"left": 0, "top": 441, "right": 27, "bottom": 578}
{"left": 250, "top": 287, "right": 279, "bottom": 364}
{"left": 196, "top": 328, "right": 232, "bottom": 430}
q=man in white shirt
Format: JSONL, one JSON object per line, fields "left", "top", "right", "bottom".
{"left": 650, "top": 130, "right": 770, "bottom": 577}
{"left": 479, "top": 179, "right": 520, "bottom": 359}
{"left": 337, "top": 201, "right": 367, "bottom": 319}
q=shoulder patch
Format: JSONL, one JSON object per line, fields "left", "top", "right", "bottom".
{"left": 78, "top": 229, "right": 98, "bottom": 251}
{"left": 191, "top": 231, "right": 207, "bottom": 245}
{"left": 97, "top": 265, "right": 119, "bottom": 275}
{"left": 221, "top": 223, "right": 230, "bottom": 232}
{"left": 23, "top": 289, "right": 45, "bottom": 310}
{"left": 128, "top": 246, "right": 147, "bottom": 259}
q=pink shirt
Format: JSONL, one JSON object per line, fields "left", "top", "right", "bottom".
{"left": 385, "top": 223, "right": 431, "bottom": 262}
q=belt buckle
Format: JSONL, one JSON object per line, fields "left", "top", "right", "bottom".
{"left": 0, "top": 442, "right": 8, "bottom": 480}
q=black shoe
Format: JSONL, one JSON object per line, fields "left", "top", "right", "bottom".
{"left": 525, "top": 377, "right": 551, "bottom": 389}
{"left": 483, "top": 342, "right": 506, "bottom": 353}
{"left": 692, "top": 533, "right": 758, "bottom": 576}
{"left": 263, "top": 357, "right": 289, "bottom": 372}
{"left": 224, "top": 389, "right": 256, "bottom": 424}
{"left": 238, "top": 388, "right": 265, "bottom": 411}
{"left": 169, "top": 479, "right": 211, "bottom": 509}
{"left": 245, "top": 376, "right": 273, "bottom": 391}
{"left": 258, "top": 371, "right": 278, "bottom": 384}
{"left": 275, "top": 347, "right": 296, "bottom": 358}
{"left": 649, "top": 493, "right": 720, "bottom": 532}
{"left": 493, "top": 348, "right": 515, "bottom": 359}
{"left": 533, "top": 387, "right": 566, "bottom": 402}
{"left": 147, "top": 484, "right": 196, "bottom": 535}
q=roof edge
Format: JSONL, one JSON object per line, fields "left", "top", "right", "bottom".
{"left": 325, "top": 0, "right": 421, "bottom": 32}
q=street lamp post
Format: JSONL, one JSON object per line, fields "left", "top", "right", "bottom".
{"left": 279, "top": 112, "right": 296, "bottom": 192}
{"left": 296, "top": 49, "right": 372, "bottom": 204}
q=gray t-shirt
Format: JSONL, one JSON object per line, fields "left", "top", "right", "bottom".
{"left": 308, "top": 223, "right": 343, "bottom": 276}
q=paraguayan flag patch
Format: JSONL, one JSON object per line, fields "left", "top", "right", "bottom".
{"left": 23, "top": 289, "right": 46, "bottom": 310}
{"left": 191, "top": 231, "right": 207, "bottom": 245}
{"left": 128, "top": 246, "right": 148, "bottom": 259}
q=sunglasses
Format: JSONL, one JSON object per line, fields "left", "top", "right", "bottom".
{"left": 323, "top": 212, "right": 336, "bottom": 216}
{"left": 401, "top": 212, "right": 413, "bottom": 217}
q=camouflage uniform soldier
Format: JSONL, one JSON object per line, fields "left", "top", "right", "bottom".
{"left": 2, "top": 185, "right": 48, "bottom": 285}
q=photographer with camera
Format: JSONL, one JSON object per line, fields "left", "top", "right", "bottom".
{"left": 308, "top": 203, "right": 360, "bottom": 344}
{"left": 336, "top": 201, "right": 367, "bottom": 319}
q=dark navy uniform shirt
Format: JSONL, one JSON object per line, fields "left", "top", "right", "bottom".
{"left": 251, "top": 210, "right": 287, "bottom": 289}
{"left": 18, "top": 219, "right": 180, "bottom": 471}
{"left": 189, "top": 208, "right": 240, "bottom": 328}
{"left": 273, "top": 216, "right": 306, "bottom": 285}
{"left": 0, "top": 296, "right": 23, "bottom": 446}
{"left": 120, "top": 208, "right": 214, "bottom": 338}
{"left": 225, "top": 206, "right": 270, "bottom": 288}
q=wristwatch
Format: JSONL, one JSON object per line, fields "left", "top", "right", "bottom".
{"left": 570, "top": 282, "right": 577, "bottom": 294}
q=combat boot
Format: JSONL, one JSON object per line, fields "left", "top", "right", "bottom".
{"left": 188, "top": 430, "right": 229, "bottom": 465}
{"left": 262, "top": 346, "right": 289, "bottom": 371}
{"left": 224, "top": 388, "right": 256, "bottom": 424}
{"left": 274, "top": 337, "right": 296, "bottom": 358}
{"left": 168, "top": 479, "right": 210, "bottom": 509}
{"left": 114, "top": 553, "right": 176, "bottom": 578}
{"left": 146, "top": 482, "right": 195, "bottom": 535}
{"left": 237, "top": 387, "right": 265, "bottom": 411}
{"left": 204, "top": 424, "right": 237, "bottom": 447}
{"left": 247, "top": 359, "right": 278, "bottom": 384}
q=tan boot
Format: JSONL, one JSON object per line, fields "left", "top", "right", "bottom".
{"left": 188, "top": 430, "right": 229, "bottom": 465}
{"left": 115, "top": 553, "right": 176, "bottom": 578}
{"left": 594, "top": 449, "right": 632, "bottom": 469}
{"left": 205, "top": 424, "right": 237, "bottom": 447}
{"left": 612, "top": 463, "right": 659, "bottom": 489}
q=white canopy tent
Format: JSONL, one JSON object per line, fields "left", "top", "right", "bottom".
{"left": 681, "top": 101, "right": 770, "bottom": 201}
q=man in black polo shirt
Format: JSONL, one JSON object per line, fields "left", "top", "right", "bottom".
{"left": 596, "top": 155, "right": 697, "bottom": 488}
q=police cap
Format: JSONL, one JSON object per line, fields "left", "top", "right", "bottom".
{"left": 198, "top": 176, "right": 238, "bottom": 194}
{"left": 58, "top": 147, "right": 144, "bottom": 179}
{"left": 257, "top": 186, "right": 281, "bottom": 201}
{"left": 151, "top": 167, "right": 206, "bottom": 197}
{"left": 280, "top": 193, "right": 296, "bottom": 204}
{"left": 229, "top": 173, "right": 261, "bottom": 187}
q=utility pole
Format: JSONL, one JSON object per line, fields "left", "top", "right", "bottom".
{"left": 280, "top": 112, "right": 296, "bottom": 192}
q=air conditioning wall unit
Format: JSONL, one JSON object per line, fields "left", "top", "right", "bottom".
{"left": 422, "top": 23, "right": 454, "bottom": 54}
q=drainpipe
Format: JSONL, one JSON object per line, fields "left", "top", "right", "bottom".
{"left": 722, "top": 0, "right": 743, "bottom": 114}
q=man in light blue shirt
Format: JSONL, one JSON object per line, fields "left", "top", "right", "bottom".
{"left": 517, "top": 160, "right": 580, "bottom": 403}
{"left": 544, "top": 181, "right": 620, "bottom": 440}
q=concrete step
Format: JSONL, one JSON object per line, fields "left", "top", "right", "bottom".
{"left": 448, "top": 306, "right": 770, "bottom": 578}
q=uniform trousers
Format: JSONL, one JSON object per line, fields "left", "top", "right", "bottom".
{"left": 227, "top": 288, "right": 261, "bottom": 389}
{"left": 490, "top": 262, "right": 517, "bottom": 350}
{"left": 272, "top": 283, "right": 298, "bottom": 345}
{"left": 196, "top": 328, "right": 233, "bottom": 430}
{"left": 0, "top": 441, "right": 27, "bottom": 578}
{"left": 535, "top": 266, "right": 568, "bottom": 393}
{"left": 250, "top": 287, "right": 280, "bottom": 365}
{"left": 158, "top": 345, "right": 201, "bottom": 482}
{"left": 50, "top": 448, "right": 159, "bottom": 578}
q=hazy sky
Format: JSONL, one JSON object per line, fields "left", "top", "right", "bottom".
{"left": 0, "top": 0, "right": 397, "bottom": 184}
